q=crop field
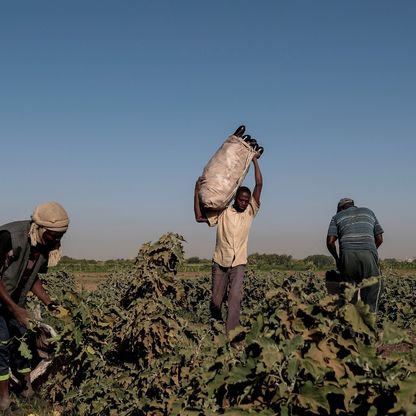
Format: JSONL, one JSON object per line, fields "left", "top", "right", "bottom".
{"left": 19, "top": 233, "right": 416, "bottom": 415}
{"left": 73, "top": 271, "right": 214, "bottom": 291}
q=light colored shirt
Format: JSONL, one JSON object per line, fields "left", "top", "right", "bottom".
{"left": 207, "top": 197, "right": 259, "bottom": 267}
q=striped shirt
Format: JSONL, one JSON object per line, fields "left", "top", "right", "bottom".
{"left": 327, "top": 206, "right": 384, "bottom": 255}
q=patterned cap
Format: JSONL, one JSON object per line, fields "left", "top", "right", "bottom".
{"left": 337, "top": 198, "right": 354, "bottom": 212}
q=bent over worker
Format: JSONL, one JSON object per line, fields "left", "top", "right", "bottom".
{"left": 326, "top": 198, "right": 384, "bottom": 313}
{"left": 194, "top": 139, "right": 263, "bottom": 335}
{"left": 0, "top": 201, "right": 69, "bottom": 414}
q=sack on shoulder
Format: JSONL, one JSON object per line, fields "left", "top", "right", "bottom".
{"left": 198, "top": 134, "right": 256, "bottom": 210}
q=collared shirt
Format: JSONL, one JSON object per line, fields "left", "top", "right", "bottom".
{"left": 207, "top": 197, "right": 259, "bottom": 267}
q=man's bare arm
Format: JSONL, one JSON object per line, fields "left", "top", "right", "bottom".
{"left": 252, "top": 156, "right": 263, "bottom": 205}
{"left": 326, "top": 235, "right": 341, "bottom": 270}
{"left": 0, "top": 235, "right": 29, "bottom": 326}
{"left": 194, "top": 178, "right": 209, "bottom": 224}
{"left": 375, "top": 233, "right": 383, "bottom": 248}
{"left": 0, "top": 281, "right": 29, "bottom": 327}
{"left": 31, "top": 277, "right": 53, "bottom": 306}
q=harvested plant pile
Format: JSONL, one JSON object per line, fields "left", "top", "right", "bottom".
{"left": 36, "top": 234, "right": 415, "bottom": 415}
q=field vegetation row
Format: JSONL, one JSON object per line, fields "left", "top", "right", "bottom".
{"left": 19, "top": 233, "right": 416, "bottom": 415}
{"left": 58, "top": 253, "right": 416, "bottom": 275}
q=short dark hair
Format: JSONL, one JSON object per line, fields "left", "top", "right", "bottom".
{"left": 236, "top": 186, "right": 251, "bottom": 197}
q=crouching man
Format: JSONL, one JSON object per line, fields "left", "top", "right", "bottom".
{"left": 0, "top": 202, "right": 69, "bottom": 413}
{"left": 326, "top": 198, "right": 384, "bottom": 313}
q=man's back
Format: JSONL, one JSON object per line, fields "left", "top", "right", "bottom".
{"left": 326, "top": 201, "right": 384, "bottom": 312}
{"left": 328, "top": 206, "right": 383, "bottom": 255}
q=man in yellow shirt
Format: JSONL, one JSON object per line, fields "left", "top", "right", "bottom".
{"left": 194, "top": 152, "right": 263, "bottom": 334}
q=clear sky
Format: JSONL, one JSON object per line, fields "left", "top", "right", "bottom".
{"left": 1, "top": 1, "right": 415, "bottom": 260}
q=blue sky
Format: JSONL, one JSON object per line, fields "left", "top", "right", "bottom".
{"left": 1, "top": 1, "right": 415, "bottom": 260}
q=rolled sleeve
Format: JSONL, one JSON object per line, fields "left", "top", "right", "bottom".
{"left": 327, "top": 217, "right": 338, "bottom": 237}
{"left": 374, "top": 216, "right": 384, "bottom": 236}
{"left": 206, "top": 210, "right": 220, "bottom": 227}
{"left": 248, "top": 197, "right": 260, "bottom": 217}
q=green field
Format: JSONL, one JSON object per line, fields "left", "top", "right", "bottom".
{"left": 57, "top": 254, "right": 416, "bottom": 292}
{"left": 17, "top": 234, "right": 416, "bottom": 415}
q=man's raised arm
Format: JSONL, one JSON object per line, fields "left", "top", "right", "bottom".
{"left": 194, "top": 178, "right": 209, "bottom": 224}
{"left": 252, "top": 155, "right": 263, "bottom": 206}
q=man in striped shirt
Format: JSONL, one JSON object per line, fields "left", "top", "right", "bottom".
{"left": 326, "top": 198, "right": 384, "bottom": 312}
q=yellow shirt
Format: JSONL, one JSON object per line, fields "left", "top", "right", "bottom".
{"left": 207, "top": 197, "right": 259, "bottom": 267}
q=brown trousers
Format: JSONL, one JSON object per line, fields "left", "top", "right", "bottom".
{"left": 211, "top": 262, "right": 246, "bottom": 333}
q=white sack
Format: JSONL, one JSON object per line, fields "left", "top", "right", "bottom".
{"left": 198, "top": 134, "right": 256, "bottom": 210}
{"left": 9, "top": 321, "right": 57, "bottom": 385}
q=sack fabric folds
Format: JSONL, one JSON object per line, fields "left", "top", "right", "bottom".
{"left": 198, "top": 134, "right": 256, "bottom": 210}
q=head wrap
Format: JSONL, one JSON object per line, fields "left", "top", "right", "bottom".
{"left": 29, "top": 202, "right": 69, "bottom": 267}
{"left": 337, "top": 197, "right": 354, "bottom": 213}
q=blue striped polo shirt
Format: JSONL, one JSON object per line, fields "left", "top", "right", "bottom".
{"left": 327, "top": 206, "right": 384, "bottom": 255}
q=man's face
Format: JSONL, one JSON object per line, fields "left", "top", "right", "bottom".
{"left": 42, "top": 230, "right": 66, "bottom": 250}
{"left": 234, "top": 191, "right": 251, "bottom": 212}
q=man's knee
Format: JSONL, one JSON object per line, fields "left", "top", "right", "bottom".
{"left": 209, "top": 301, "right": 222, "bottom": 320}
{"left": 228, "top": 266, "right": 245, "bottom": 299}
{"left": 211, "top": 263, "right": 228, "bottom": 303}
{"left": 0, "top": 340, "right": 10, "bottom": 381}
{"left": 360, "top": 279, "right": 384, "bottom": 313}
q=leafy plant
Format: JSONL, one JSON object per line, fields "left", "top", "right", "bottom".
{"left": 31, "top": 235, "right": 416, "bottom": 415}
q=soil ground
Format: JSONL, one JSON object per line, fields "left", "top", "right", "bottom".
{"left": 74, "top": 271, "right": 209, "bottom": 290}
{"left": 74, "top": 272, "right": 108, "bottom": 291}
{"left": 74, "top": 269, "right": 411, "bottom": 291}
{"left": 73, "top": 270, "right": 318, "bottom": 290}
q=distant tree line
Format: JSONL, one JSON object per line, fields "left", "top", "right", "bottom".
{"left": 184, "top": 253, "right": 335, "bottom": 270}
{"left": 381, "top": 258, "right": 416, "bottom": 269}
{"left": 57, "top": 256, "right": 134, "bottom": 273}
{"left": 247, "top": 253, "right": 335, "bottom": 270}
{"left": 185, "top": 254, "right": 416, "bottom": 270}
{"left": 58, "top": 255, "right": 416, "bottom": 273}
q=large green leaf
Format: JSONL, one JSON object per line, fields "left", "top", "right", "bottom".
{"left": 389, "top": 376, "right": 416, "bottom": 413}
{"left": 297, "top": 381, "right": 330, "bottom": 413}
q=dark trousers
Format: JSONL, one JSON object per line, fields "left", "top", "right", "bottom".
{"left": 211, "top": 262, "right": 246, "bottom": 334}
{"left": 0, "top": 309, "right": 31, "bottom": 380}
{"left": 341, "top": 250, "right": 383, "bottom": 313}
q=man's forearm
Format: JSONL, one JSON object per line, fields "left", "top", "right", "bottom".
{"left": 0, "top": 281, "right": 29, "bottom": 327}
{"left": 194, "top": 187, "right": 208, "bottom": 223}
{"left": 31, "top": 278, "right": 52, "bottom": 306}
{"left": 327, "top": 244, "right": 340, "bottom": 268}
{"left": 326, "top": 235, "right": 340, "bottom": 264}
{"left": 252, "top": 158, "right": 263, "bottom": 204}
{"left": 328, "top": 245, "right": 339, "bottom": 262}
{"left": 0, "top": 281, "right": 20, "bottom": 314}
{"left": 253, "top": 158, "right": 263, "bottom": 187}
{"left": 194, "top": 189, "right": 201, "bottom": 220}
{"left": 375, "top": 234, "right": 383, "bottom": 248}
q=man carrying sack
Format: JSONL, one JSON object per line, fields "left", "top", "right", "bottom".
{"left": 194, "top": 126, "right": 263, "bottom": 336}
{"left": 0, "top": 201, "right": 69, "bottom": 414}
